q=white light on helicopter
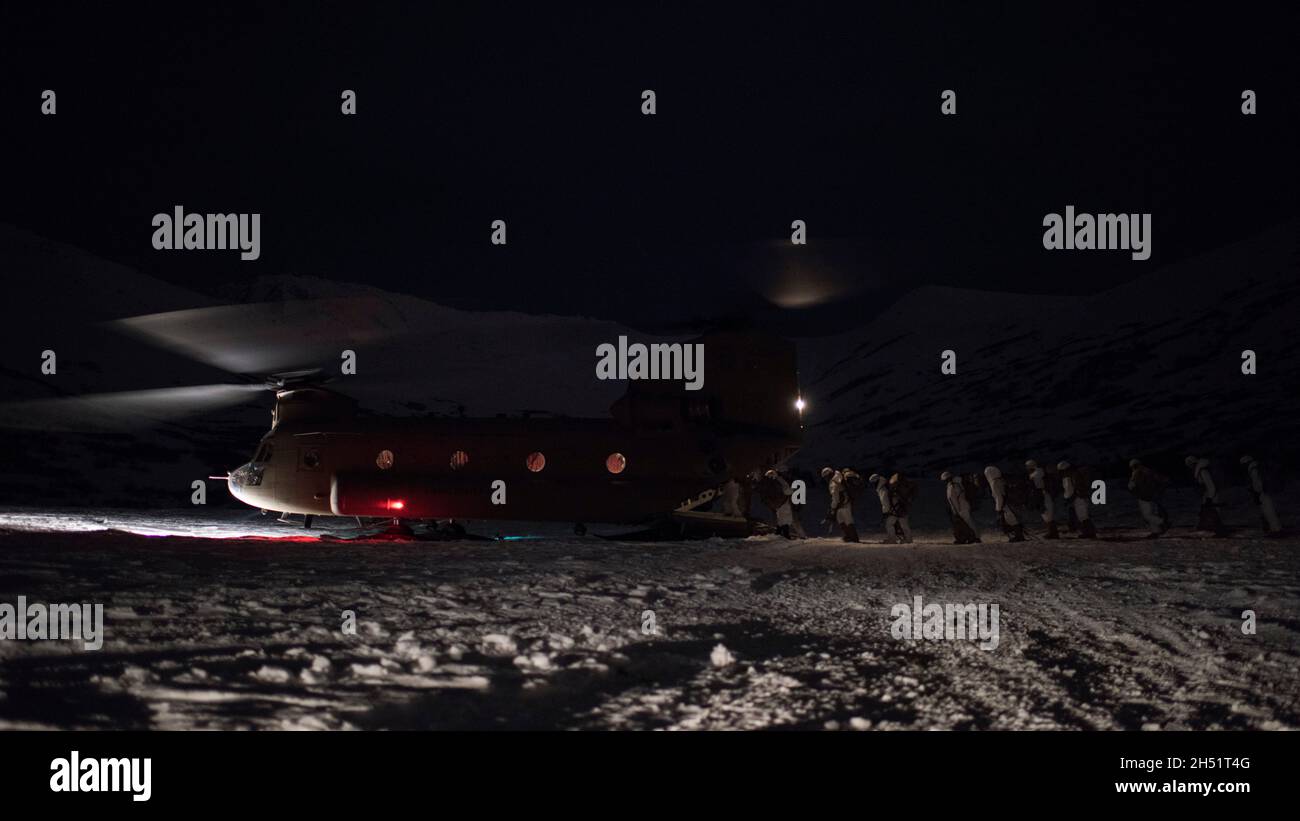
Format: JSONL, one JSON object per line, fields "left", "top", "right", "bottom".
{"left": 795, "top": 396, "right": 806, "bottom": 413}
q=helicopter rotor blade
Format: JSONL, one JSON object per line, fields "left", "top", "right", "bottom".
{"left": 0, "top": 383, "right": 266, "bottom": 431}
{"left": 110, "top": 297, "right": 414, "bottom": 376}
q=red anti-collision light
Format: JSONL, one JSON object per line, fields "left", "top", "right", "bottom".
{"left": 388, "top": 499, "right": 405, "bottom": 511}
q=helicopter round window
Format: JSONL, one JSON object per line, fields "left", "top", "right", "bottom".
{"left": 450, "top": 450, "right": 470, "bottom": 470}
{"left": 526, "top": 452, "right": 546, "bottom": 472}
{"left": 376, "top": 449, "right": 394, "bottom": 470}
{"left": 605, "top": 452, "right": 626, "bottom": 474}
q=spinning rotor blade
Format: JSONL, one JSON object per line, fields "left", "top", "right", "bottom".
{"left": 111, "top": 297, "right": 414, "bottom": 376}
{"left": 0, "top": 383, "right": 265, "bottom": 431}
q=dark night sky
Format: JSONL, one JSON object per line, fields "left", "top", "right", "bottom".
{"left": 0, "top": 3, "right": 1296, "bottom": 333}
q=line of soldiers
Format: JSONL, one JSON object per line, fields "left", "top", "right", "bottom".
{"left": 936, "top": 460, "right": 1095, "bottom": 543}
{"left": 819, "top": 467, "right": 920, "bottom": 544}
{"left": 749, "top": 466, "right": 919, "bottom": 544}
{"left": 1126, "top": 454, "right": 1283, "bottom": 538}
{"left": 940, "top": 454, "right": 1285, "bottom": 544}
{"left": 747, "top": 453, "right": 1285, "bottom": 545}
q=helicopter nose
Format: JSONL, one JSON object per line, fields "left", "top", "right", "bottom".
{"left": 227, "top": 464, "right": 250, "bottom": 503}
{"left": 227, "top": 462, "right": 268, "bottom": 507}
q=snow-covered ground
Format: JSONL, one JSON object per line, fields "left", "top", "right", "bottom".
{"left": 2, "top": 507, "right": 1297, "bottom": 731}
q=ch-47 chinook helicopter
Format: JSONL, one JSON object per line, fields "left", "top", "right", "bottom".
{"left": 227, "top": 328, "right": 802, "bottom": 537}
{"left": 7, "top": 298, "right": 805, "bottom": 539}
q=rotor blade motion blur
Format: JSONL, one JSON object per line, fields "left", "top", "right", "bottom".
{"left": 0, "top": 384, "right": 265, "bottom": 431}
{"left": 111, "top": 297, "right": 414, "bottom": 375}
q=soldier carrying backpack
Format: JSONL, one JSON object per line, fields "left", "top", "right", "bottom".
{"left": 1025, "top": 459, "right": 1061, "bottom": 539}
{"left": 1240, "top": 454, "right": 1283, "bottom": 536}
{"left": 942, "top": 470, "right": 981, "bottom": 544}
{"left": 869, "top": 473, "right": 909, "bottom": 544}
{"left": 821, "top": 467, "right": 860, "bottom": 543}
{"left": 984, "top": 465, "right": 1026, "bottom": 542}
{"left": 1186, "top": 455, "right": 1229, "bottom": 536}
{"left": 1004, "top": 472, "right": 1032, "bottom": 509}
{"left": 1128, "top": 458, "right": 1171, "bottom": 538}
{"left": 841, "top": 468, "right": 868, "bottom": 503}
{"left": 760, "top": 469, "right": 796, "bottom": 539}
{"left": 1057, "top": 460, "right": 1097, "bottom": 539}
{"left": 889, "top": 472, "right": 918, "bottom": 544}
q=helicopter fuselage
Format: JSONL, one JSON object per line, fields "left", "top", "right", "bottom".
{"left": 227, "top": 330, "right": 804, "bottom": 525}
{"left": 227, "top": 413, "right": 800, "bottom": 524}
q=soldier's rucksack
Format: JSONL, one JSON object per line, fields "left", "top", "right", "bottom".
{"left": 962, "top": 473, "right": 985, "bottom": 512}
{"left": 891, "top": 474, "right": 919, "bottom": 502}
{"left": 1131, "top": 468, "right": 1167, "bottom": 501}
{"left": 842, "top": 469, "right": 867, "bottom": 501}
{"left": 1193, "top": 461, "right": 1228, "bottom": 501}
{"left": 758, "top": 474, "right": 786, "bottom": 508}
{"left": 1004, "top": 474, "right": 1031, "bottom": 507}
{"left": 1072, "top": 465, "right": 1093, "bottom": 498}
{"left": 1024, "top": 476, "right": 1045, "bottom": 511}
{"left": 1044, "top": 471, "right": 1064, "bottom": 498}
{"left": 890, "top": 474, "right": 919, "bottom": 514}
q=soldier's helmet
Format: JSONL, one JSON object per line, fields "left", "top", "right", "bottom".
{"left": 940, "top": 470, "right": 953, "bottom": 481}
{"left": 820, "top": 467, "right": 834, "bottom": 479}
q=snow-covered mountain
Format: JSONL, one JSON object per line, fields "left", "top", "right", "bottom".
{"left": 796, "top": 220, "right": 1300, "bottom": 478}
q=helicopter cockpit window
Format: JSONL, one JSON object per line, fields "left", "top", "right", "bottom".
{"left": 376, "top": 449, "right": 395, "bottom": 470}
{"left": 450, "top": 450, "right": 469, "bottom": 470}
{"left": 254, "top": 443, "right": 273, "bottom": 463}
{"left": 605, "top": 452, "right": 626, "bottom": 474}
{"left": 526, "top": 452, "right": 546, "bottom": 472}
